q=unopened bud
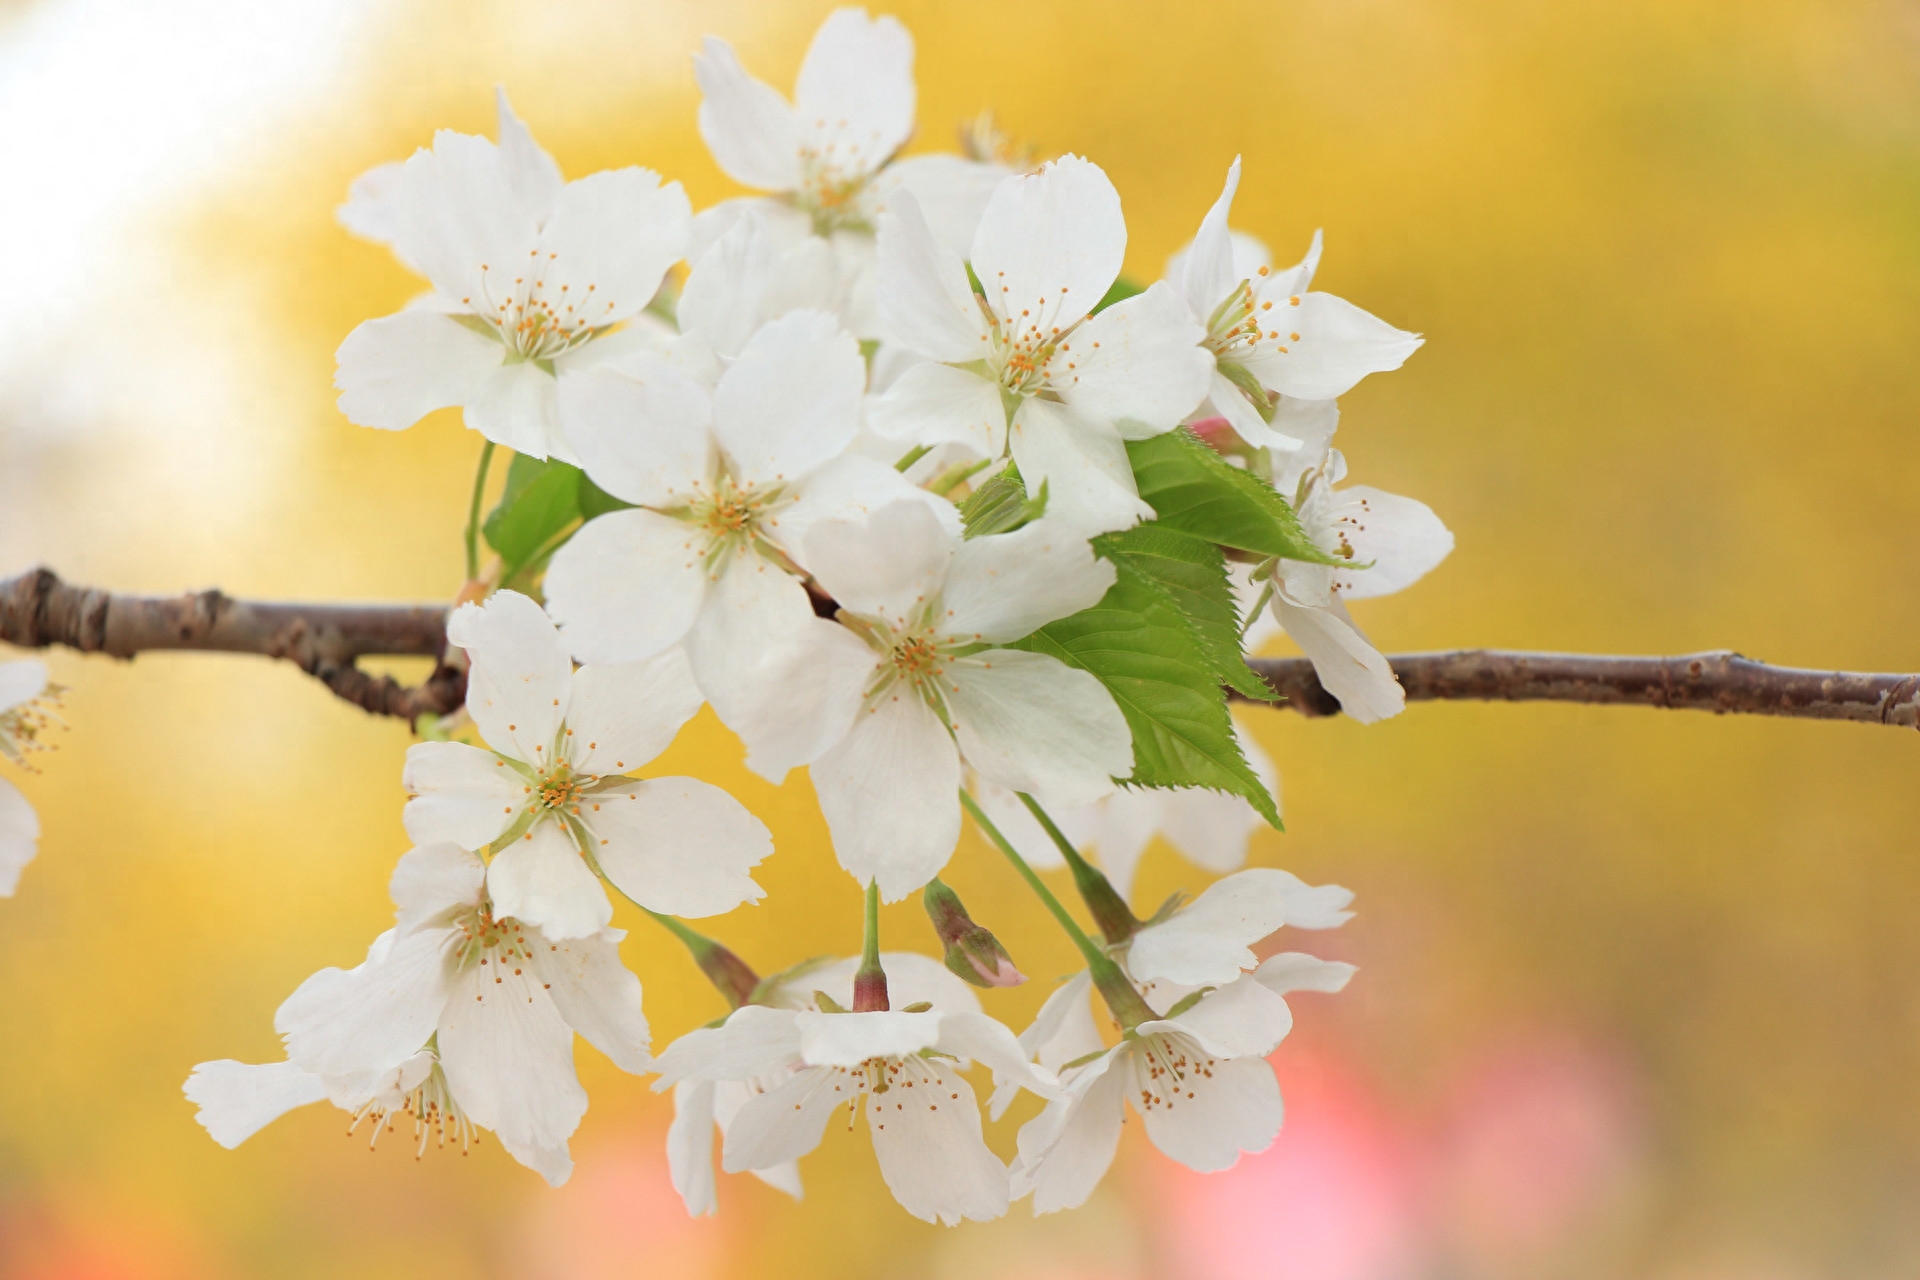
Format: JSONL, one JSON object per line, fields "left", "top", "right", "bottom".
{"left": 691, "top": 938, "right": 759, "bottom": 1010}
{"left": 923, "top": 879, "right": 1026, "bottom": 989}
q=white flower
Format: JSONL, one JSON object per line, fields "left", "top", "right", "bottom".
{"left": 1241, "top": 406, "right": 1454, "bottom": 723}
{"left": 541, "top": 309, "right": 957, "bottom": 756}
{"left": 0, "top": 660, "right": 58, "bottom": 897}
{"left": 967, "top": 714, "right": 1281, "bottom": 899}
{"left": 1125, "top": 867, "right": 1353, "bottom": 988}
{"left": 666, "top": 950, "right": 980, "bottom": 1216}
{"left": 869, "top": 156, "right": 1214, "bottom": 532}
{"left": 1166, "top": 157, "right": 1422, "bottom": 451}
{"left": 1007, "top": 953, "right": 1355, "bottom": 1214}
{"left": 655, "top": 980, "right": 1056, "bottom": 1226}
{"left": 731, "top": 501, "right": 1133, "bottom": 900}
{"left": 184, "top": 842, "right": 656, "bottom": 1185}
{"left": 402, "top": 590, "right": 771, "bottom": 941}
{"left": 691, "top": 8, "right": 1006, "bottom": 337}
{"left": 333, "top": 119, "right": 690, "bottom": 461}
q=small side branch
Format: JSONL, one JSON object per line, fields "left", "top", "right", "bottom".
{"left": 1246, "top": 650, "right": 1920, "bottom": 729}
{"left": 0, "top": 567, "right": 464, "bottom": 720}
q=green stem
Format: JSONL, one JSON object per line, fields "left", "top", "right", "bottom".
{"left": 961, "top": 789, "right": 1155, "bottom": 1030}
{"left": 893, "top": 444, "right": 933, "bottom": 473}
{"left": 852, "top": 879, "right": 889, "bottom": 1011}
{"left": 1241, "top": 570, "right": 1275, "bottom": 640}
{"left": 1016, "top": 792, "right": 1139, "bottom": 945}
{"left": 464, "top": 441, "right": 497, "bottom": 582}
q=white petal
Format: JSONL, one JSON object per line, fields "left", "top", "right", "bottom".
{"left": 971, "top": 155, "right": 1122, "bottom": 331}
{"left": 534, "top": 926, "right": 652, "bottom": 1073}
{"left": 449, "top": 590, "right": 576, "bottom": 762}
{"left": 0, "top": 659, "right": 47, "bottom": 711}
{"left": 1246, "top": 292, "right": 1422, "bottom": 401}
{"left": 1084, "top": 788, "right": 1164, "bottom": 901}
{"left": 495, "top": 86, "right": 563, "bottom": 225}
{"left": 183, "top": 1060, "right": 328, "bottom": 1149}
{"left": 693, "top": 36, "right": 801, "bottom": 192}
{"left": 796, "top": 1009, "right": 941, "bottom": 1067}
{"left": 388, "top": 841, "right": 488, "bottom": 935}
{"left": 1007, "top": 397, "right": 1153, "bottom": 534}
{"left": 864, "top": 358, "right": 1003, "bottom": 456}
{"left": 1328, "top": 485, "right": 1453, "bottom": 600}
{"left": 749, "top": 1159, "right": 805, "bottom": 1199}
{"left": 1254, "top": 951, "right": 1357, "bottom": 996}
{"left": 935, "top": 1010, "right": 1057, "bottom": 1097}
{"left": 1025, "top": 971, "right": 1105, "bottom": 1072}
{"left": 1061, "top": 282, "right": 1211, "bottom": 436}
{"left": 543, "top": 510, "right": 711, "bottom": 666}
{"left": 486, "top": 820, "right": 613, "bottom": 941}
{"left": 1207, "top": 368, "right": 1306, "bottom": 454}
{"left": 941, "top": 517, "right": 1116, "bottom": 642}
{"left": 1013, "top": 1051, "right": 1129, "bottom": 1213}
{"left": 867, "top": 1061, "right": 1008, "bottom": 1225}
{"left": 712, "top": 310, "right": 863, "bottom": 486}
{"left": 391, "top": 130, "right": 538, "bottom": 304}
{"left": 793, "top": 8, "right": 915, "bottom": 184}
{"left": 680, "top": 208, "right": 840, "bottom": 359}
{"left": 535, "top": 169, "right": 690, "bottom": 328}
{"left": 465, "top": 358, "right": 567, "bottom": 459}
{"left": 502, "top": 1136, "right": 576, "bottom": 1187}
{"left": 334, "top": 310, "right": 502, "bottom": 432}
{"left": 555, "top": 360, "right": 713, "bottom": 508}
{"left": 775, "top": 452, "right": 965, "bottom": 554}
{"left": 1138, "top": 1053, "right": 1282, "bottom": 1173}
{"left": 802, "top": 500, "right": 954, "bottom": 628}
{"left": 1127, "top": 868, "right": 1297, "bottom": 986}
{"left": 949, "top": 651, "right": 1132, "bottom": 806}
{"left": 874, "top": 188, "right": 987, "bottom": 363}
{"left": 810, "top": 693, "right": 961, "bottom": 901}
{"left": 1178, "top": 157, "right": 1242, "bottom": 320}
{"left": 586, "top": 777, "right": 770, "bottom": 918}
{"left": 721, "top": 1066, "right": 840, "bottom": 1172}
{"left": 686, "top": 555, "right": 868, "bottom": 780}
{"left": 876, "top": 154, "right": 1010, "bottom": 259}
{"left": 653, "top": 1005, "right": 804, "bottom": 1085}
{"left": 337, "top": 159, "right": 408, "bottom": 256}
{"left": 277, "top": 927, "right": 453, "bottom": 1079}
{"left": 688, "top": 195, "right": 809, "bottom": 266}
{"left": 1143, "top": 973, "right": 1294, "bottom": 1060}
{"left": 438, "top": 962, "right": 588, "bottom": 1156}
{"left": 0, "top": 776, "right": 39, "bottom": 897}
{"left": 1269, "top": 596, "right": 1404, "bottom": 724}
{"left": 1268, "top": 397, "right": 1342, "bottom": 498}
{"left": 1156, "top": 786, "right": 1262, "bottom": 879}
{"left": 668, "top": 1079, "right": 720, "bottom": 1216}
{"left": 565, "top": 648, "right": 704, "bottom": 777}
{"left": 400, "top": 742, "right": 522, "bottom": 852}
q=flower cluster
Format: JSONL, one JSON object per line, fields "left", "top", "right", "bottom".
{"left": 180, "top": 6, "right": 1452, "bottom": 1225}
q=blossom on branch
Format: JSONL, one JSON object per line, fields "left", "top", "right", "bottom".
{"left": 403, "top": 590, "right": 772, "bottom": 941}
{"left": 185, "top": 843, "right": 655, "bottom": 1185}
{"left": 334, "top": 116, "right": 690, "bottom": 461}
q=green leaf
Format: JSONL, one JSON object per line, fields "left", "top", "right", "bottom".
{"left": 959, "top": 465, "right": 1048, "bottom": 538}
{"left": 1010, "top": 562, "right": 1280, "bottom": 827}
{"left": 1094, "top": 523, "right": 1274, "bottom": 701}
{"left": 577, "top": 474, "right": 635, "bottom": 521}
{"left": 1093, "top": 277, "right": 1145, "bottom": 313}
{"left": 1126, "top": 429, "right": 1342, "bottom": 565}
{"left": 483, "top": 454, "right": 582, "bottom": 575}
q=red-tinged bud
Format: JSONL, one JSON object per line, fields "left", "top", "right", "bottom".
{"left": 924, "top": 879, "right": 1026, "bottom": 989}
{"left": 694, "top": 939, "right": 761, "bottom": 1010}
{"left": 1187, "top": 416, "right": 1239, "bottom": 455}
{"left": 852, "top": 958, "right": 891, "bottom": 1012}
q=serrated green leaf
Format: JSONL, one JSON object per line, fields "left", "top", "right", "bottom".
{"left": 484, "top": 454, "right": 581, "bottom": 575}
{"left": 578, "top": 474, "right": 635, "bottom": 521}
{"left": 1094, "top": 523, "right": 1275, "bottom": 701}
{"left": 1010, "top": 567, "right": 1279, "bottom": 827}
{"left": 1093, "top": 277, "right": 1145, "bottom": 314}
{"left": 1126, "top": 429, "right": 1342, "bottom": 565}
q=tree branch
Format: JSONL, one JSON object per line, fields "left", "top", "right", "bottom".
{"left": 6, "top": 568, "right": 1917, "bottom": 730}
{"left": 1245, "top": 651, "right": 1920, "bottom": 729}
{"left": 0, "top": 567, "right": 464, "bottom": 720}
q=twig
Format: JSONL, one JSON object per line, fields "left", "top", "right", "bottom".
{"left": 0, "top": 567, "right": 463, "bottom": 720}
{"left": 1245, "top": 650, "right": 1920, "bottom": 729}
{"left": 7, "top": 568, "right": 1918, "bottom": 730}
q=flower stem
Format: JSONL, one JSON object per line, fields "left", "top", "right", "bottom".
{"left": 1016, "top": 792, "right": 1139, "bottom": 946}
{"left": 641, "top": 908, "right": 760, "bottom": 1009}
{"left": 960, "top": 789, "right": 1155, "bottom": 1029}
{"left": 464, "top": 441, "right": 497, "bottom": 583}
{"left": 853, "top": 880, "right": 890, "bottom": 1011}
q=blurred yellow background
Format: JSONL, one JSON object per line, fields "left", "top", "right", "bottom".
{"left": 3, "top": 0, "right": 1919, "bottom": 1276}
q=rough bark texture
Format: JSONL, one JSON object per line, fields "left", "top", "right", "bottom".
{"left": 0, "top": 567, "right": 464, "bottom": 720}
{"left": 9, "top": 568, "right": 1918, "bottom": 729}
{"left": 1245, "top": 650, "right": 1920, "bottom": 729}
